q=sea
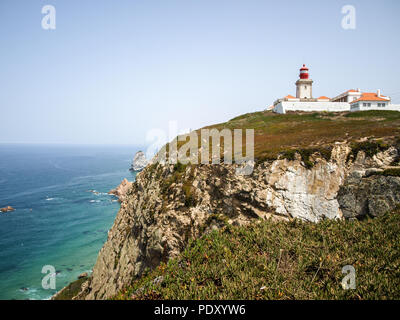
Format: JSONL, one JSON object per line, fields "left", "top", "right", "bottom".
{"left": 0, "top": 144, "right": 139, "bottom": 300}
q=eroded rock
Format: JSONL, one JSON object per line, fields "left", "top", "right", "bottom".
{"left": 108, "top": 179, "right": 133, "bottom": 202}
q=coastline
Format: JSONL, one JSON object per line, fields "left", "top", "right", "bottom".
{"left": 0, "top": 144, "right": 138, "bottom": 300}
{"left": 51, "top": 177, "right": 134, "bottom": 300}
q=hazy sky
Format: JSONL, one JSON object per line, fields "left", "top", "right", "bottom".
{"left": 1, "top": 0, "right": 399, "bottom": 144}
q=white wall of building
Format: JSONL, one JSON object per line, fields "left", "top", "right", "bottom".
{"left": 274, "top": 101, "right": 350, "bottom": 114}
{"left": 351, "top": 102, "right": 400, "bottom": 112}
{"left": 331, "top": 90, "right": 362, "bottom": 103}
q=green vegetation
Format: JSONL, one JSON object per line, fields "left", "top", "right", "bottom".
{"left": 157, "top": 110, "right": 399, "bottom": 166}
{"left": 53, "top": 277, "right": 88, "bottom": 300}
{"left": 114, "top": 208, "right": 400, "bottom": 300}
{"left": 182, "top": 183, "right": 196, "bottom": 207}
{"left": 183, "top": 165, "right": 196, "bottom": 208}
{"left": 375, "top": 168, "right": 400, "bottom": 177}
{"left": 280, "top": 147, "right": 332, "bottom": 169}
{"left": 345, "top": 110, "right": 400, "bottom": 120}
{"left": 347, "top": 140, "right": 390, "bottom": 162}
{"left": 200, "top": 110, "right": 400, "bottom": 162}
{"left": 114, "top": 251, "right": 121, "bottom": 269}
{"left": 160, "top": 162, "right": 188, "bottom": 194}
{"left": 160, "top": 162, "right": 197, "bottom": 208}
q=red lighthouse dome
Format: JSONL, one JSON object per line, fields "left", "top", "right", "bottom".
{"left": 299, "top": 64, "right": 309, "bottom": 79}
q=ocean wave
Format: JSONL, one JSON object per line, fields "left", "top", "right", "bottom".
{"left": 88, "top": 190, "right": 109, "bottom": 196}
{"left": 45, "top": 197, "right": 64, "bottom": 202}
{"left": 18, "top": 287, "right": 43, "bottom": 300}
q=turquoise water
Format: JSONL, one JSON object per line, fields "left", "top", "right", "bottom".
{"left": 0, "top": 144, "right": 138, "bottom": 300}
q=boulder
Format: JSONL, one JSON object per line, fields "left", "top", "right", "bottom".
{"left": 1, "top": 206, "right": 15, "bottom": 213}
{"left": 78, "top": 272, "right": 88, "bottom": 279}
{"left": 130, "top": 151, "right": 148, "bottom": 172}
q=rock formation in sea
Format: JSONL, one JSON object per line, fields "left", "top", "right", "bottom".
{"left": 0, "top": 206, "right": 15, "bottom": 213}
{"left": 108, "top": 179, "right": 133, "bottom": 203}
{"left": 130, "top": 151, "right": 148, "bottom": 172}
{"left": 68, "top": 138, "right": 400, "bottom": 300}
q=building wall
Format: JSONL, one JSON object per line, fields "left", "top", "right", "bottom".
{"left": 297, "top": 85, "right": 312, "bottom": 99}
{"left": 351, "top": 102, "right": 400, "bottom": 112}
{"left": 331, "top": 91, "right": 362, "bottom": 103}
{"left": 273, "top": 101, "right": 350, "bottom": 114}
{"left": 296, "top": 80, "right": 313, "bottom": 99}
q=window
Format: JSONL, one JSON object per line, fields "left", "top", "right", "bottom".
{"left": 363, "top": 103, "right": 367, "bottom": 107}
{"left": 304, "top": 86, "right": 307, "bottom": 90}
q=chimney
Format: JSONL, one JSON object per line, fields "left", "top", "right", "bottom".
{"left": 357, "top": 88, "right": 361, "bottom": 92}
{"left": 377, "top": 89, "right": 381, "bottom": 97}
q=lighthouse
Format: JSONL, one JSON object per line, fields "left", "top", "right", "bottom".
{"left": 272, "top": 64, "right": 399, "bottom": 114}
{"left": 296, "top": 64, "right": 313, "bottom": 99}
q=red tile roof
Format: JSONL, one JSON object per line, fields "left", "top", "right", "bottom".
{"left": 318, "top": 96, "right": 330, "bottom": 100}
{"left": 284, "top": 95, "right": 296, "bottom": 99}
{"left": 350, "top": 92, "right": 390, "bottom": 104}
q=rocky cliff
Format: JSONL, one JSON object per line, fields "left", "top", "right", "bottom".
{"left": 71, "top": 137, "right": 400, "bottom": 300}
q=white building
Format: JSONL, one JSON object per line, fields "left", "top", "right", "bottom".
{"left": 349, "top": 91, "right": 399, "bottom": 111}
{"left": 273, "top": 65, "right": 400, "bottom": 114}
{"left": 331, "top": 89, "right": 362, "bottom": 103}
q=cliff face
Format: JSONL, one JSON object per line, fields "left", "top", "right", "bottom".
{"left": 75, "top": 141, "right": 399, "bottom": 300}
{"left": 338, "top": 172, "right": 400, "bottom": 219}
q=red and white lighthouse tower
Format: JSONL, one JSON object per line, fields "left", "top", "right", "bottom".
{"left": 296, "top": 64, "right": 313, "bottom": 99}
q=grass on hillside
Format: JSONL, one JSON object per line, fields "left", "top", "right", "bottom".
{"left": 52, "top": 277, "right": 88, "bottom": 300}
{"left": 199, "top": 110, "right": 400, "bottom": 162}
{"left": 114, "top": 208, "right": 400, "bottom": 300}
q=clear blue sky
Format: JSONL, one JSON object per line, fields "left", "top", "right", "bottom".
{"left": 1, "top": 0, "right": 399, "bottom": 144}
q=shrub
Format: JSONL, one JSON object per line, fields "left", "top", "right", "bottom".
{"left": 280, "top": 147, "right": 332, "bottom": 169}
{"left": 377, "top": 168, "right": 400, "bottom": 177}
{"left": 114, "top": 208, "right": 400, "bottom": 300}
{"left": 347, "top": 140, "right": 389, "bottom": 162}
